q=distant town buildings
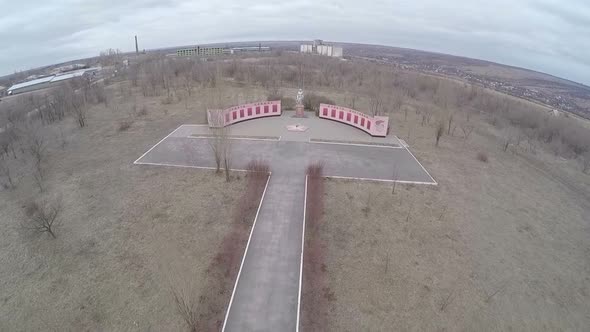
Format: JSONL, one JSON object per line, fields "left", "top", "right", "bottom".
{"left": 352, "top": 51, "right": 589, "bottom": 119}
{"left": 300, "top": 40, "right": 343, "bottom": 58}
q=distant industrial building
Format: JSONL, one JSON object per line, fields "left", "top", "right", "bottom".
{"left": 7, "top": 67, "right": 101, "bottom": 95}
{"left": 300, "top": 40, "right": 343, "bottom": 57}
{"left": 7, "top": 76, "right": 54, "bottom": 95}
{"left": 229, "top": 46, "right": 271, "bottom": 54}
{"left": 176, "top": 46, "right": 226, "bottom": 57}
{"left": 50, "top": 63, "right": 88, "bottom": 75}
{"left": 176, "top": 44, "right": 271, "bottom": 57}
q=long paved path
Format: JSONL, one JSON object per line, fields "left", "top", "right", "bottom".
{"left": 223, "top": 170, "right": 305, "bottom": 331}
{"left": 223, "top": 141, "right": 309, "bottom": 331}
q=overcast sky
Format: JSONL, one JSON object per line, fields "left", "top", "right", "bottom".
{"left": 1, "top": 0, "right": 589, "bottom": 84}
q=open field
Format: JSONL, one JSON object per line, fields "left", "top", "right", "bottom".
{"left": 0, "top": 83, "right": 263, "bottom": 330}
{"left": 1, "top": 52, "right": 589, "bottom": 331}
{"left": 305, "top": 104, "right": 590, "bottom": 330}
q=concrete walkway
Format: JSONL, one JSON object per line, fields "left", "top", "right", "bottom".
{"left": 223, "top": 168, "right": 306, "bottom": 331}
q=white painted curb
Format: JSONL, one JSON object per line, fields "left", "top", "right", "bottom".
{"left": 324, "top": 175, "right": 437, "bottom": 185}
{"left": 133, "top": 124, "right": 183, "bottom": 164}
{"left": 296, "top": 175, "right": 308, "bottom": 332}
{"left": 188, "top": 136, "right": 280, "bottom": 142}
{"left": 133, "top": 161, "right": 251, "bottom": 173}
{"left": 402, "top": 146, "right": 438, "bottom": 185}
{"left": 308, "top": 138, "right": 403, "bottom": 149}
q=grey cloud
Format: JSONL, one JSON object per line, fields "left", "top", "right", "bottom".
{"left": 533, "top": 0, "right": 590, "bottom": 27}
{"left": 0, "top": 0, "right": 588, "bottom": 85}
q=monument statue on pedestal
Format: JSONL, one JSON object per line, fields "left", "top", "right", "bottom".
{"left": 296, "top": 89, "right": 304, "bottom": 105}
{"left": 294, "top": 88, "right": 305, "bottom": 117}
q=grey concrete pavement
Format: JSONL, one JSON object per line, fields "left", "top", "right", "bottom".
{"left": 136, "top": 138, "right": 435, "bottom": 184}
{"left": 134, "top": 120, "right": 436, "bottom": 331}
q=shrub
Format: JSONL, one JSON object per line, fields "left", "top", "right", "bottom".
{"left": 118, "top": 119, "right": 132, "bottom": 131}
{"left": 170, "top": 281, "right": 198, "bottom": 332}
{"left": 234, "top": 160, "right": 270, "bottom": 223}
{"left": 435, "top": 120, "right": 445, "bottom": 147}
{"left": 136, "top": 105, "right": 148, "bottom": 117}
{"left": 303, "top": 93, "right": 335, "bottom": 115}
{"left": 161, "top": 95, "right": 174, "bottom": 105}
{"left": 477, "top": 152, "right": 488, "bottom": 163}
{"left": 266, "top": 87, "right": 282, "bottom": 101}
{"left": 281, "top": 97, "right": 296, "bottom": 110}
{"left": 302, "top": 161, "right": 328, "bottom": 330}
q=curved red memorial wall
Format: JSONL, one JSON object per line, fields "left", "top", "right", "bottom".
{"left": 208, "top": 100, "right": 281, "bottom": 127}
{"left": 319, "top": 103, "right": 389, "bottom": 137}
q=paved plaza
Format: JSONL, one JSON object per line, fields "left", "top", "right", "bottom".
{"left": 134, "top": 111, "right": 436, "bottom": 331}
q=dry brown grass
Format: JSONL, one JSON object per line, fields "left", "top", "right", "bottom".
{"left": 0, "top": 82, "right": 266, "bottom": 331}
{"left": 190, "top": 159, "right": 269, "bottom": 331}
{"left": 312, "top": 101, "right": 590, "bottom": 331}
{"left": 1, "top": 54, "right": 589, "bottom": 331}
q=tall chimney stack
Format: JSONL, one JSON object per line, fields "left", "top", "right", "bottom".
{"left": 135, "top": 35, "right": 139, "bottom": 55}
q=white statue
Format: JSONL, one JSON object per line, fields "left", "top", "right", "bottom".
{"left": 296, "top": 89, "right": 304, "bottom": 106}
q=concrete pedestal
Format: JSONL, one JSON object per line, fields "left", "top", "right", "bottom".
{"left": 294, "top": 105, "right": 305, "bottom": 118}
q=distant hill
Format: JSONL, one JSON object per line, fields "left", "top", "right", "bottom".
{"left": 3, "top": 40, "right": 588, "bottom": 119}
{"left": 339, "top": 42, "right": 590, "bottom": 119}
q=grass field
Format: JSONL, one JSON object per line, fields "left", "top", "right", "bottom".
{"left": 0, "top": 82, "right": 266, "bottom": 330}
{"left": 1, "top": 59, "right": 589, "bottom": 330}
{"left": 305, "top": 105, "right": 590, "bottom": 330}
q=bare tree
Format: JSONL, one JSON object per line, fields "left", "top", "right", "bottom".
{"left": 71, "top": 94, "right": 87, "bottom": 128}
{"left": 582, "top": 151, "right": 590, "bottom": 174}
{"left": 502, "top": 130, "right": 513, "bottom": 152}
{"left": 98, "top": 48, "right": 122, "bottom": 66}
{"left": 435, "top": 120, "right": 445, "bottom": 147}
{"left": 460, "top": 123, "right": 474, "bottom": 140}
{"left": 421, "top": 107, "right": 434, "bottom": 126}
{"left": 0, "top": 129, "right": 18, "bottom": 160}
{"left": 362, "top": 189, "right": 373, "bottom": 217}
{"left": 447, "top": 112, "right": 455, "bottom": 135}
{"left": 391, "top": 165, "right": 398, "bottom": 194}
{"left": 402, "top": 105, "right": 410, "bottom": 122}
{"left": 368, "top": 72, "right": 386, "bottom": 116}
{"left": 208, "top": 126, "right": 228, "bottom": 174}
{"left": 395, "top": 88, "right": 407, "bottom": 109}
{"left": 223, "top": 130, "right": 233, "bottom": 182}
{"left": 24, "top": 127, "right": 47, "bottom": 190}
{"left": 0, "top": 159, "right": 15, "bottom": 189}
{"left": 23, "top": 199, "right": 62, "bottom": 238}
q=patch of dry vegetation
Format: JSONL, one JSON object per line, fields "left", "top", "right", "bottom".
{"left": 0, "top": 63, "right": 267, "bottom": 330}
{"left": 181, "top": 160, "right": 269, "bottom": 331}
{"left": 301, "top": 162, "right": 329, "bottom": 331}
{"left": 314, "top": 98, "right": 590, "bottom": 330}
